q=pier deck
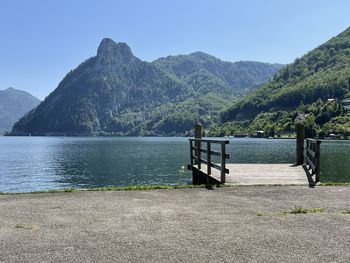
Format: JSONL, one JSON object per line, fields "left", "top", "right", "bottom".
{"left": 189, "top": 135, "right": 320, "bottom": 186}
{"left": 192, "top": 163, "right": 309, "bottom": 185}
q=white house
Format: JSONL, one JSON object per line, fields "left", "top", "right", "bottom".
{"left": 342, "top": 99, "right": 350, "bottom": 110}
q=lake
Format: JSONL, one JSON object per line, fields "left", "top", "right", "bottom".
{"left": 0, "top": 137, "right": 349, "bottom": 192}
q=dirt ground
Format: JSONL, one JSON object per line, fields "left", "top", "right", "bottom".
{"left": 0, "top": 186, "right": 349, "bottom": 262}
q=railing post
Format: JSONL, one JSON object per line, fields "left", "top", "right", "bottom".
{"left": 315, "top": 140, "right": 321, "bottom": 183}
{"left": 207, "top": 142, "right": 211, "bottom": 176}
{"left": 195, "top": 124, "right": 202, "bottom": 169}
{"left": 220, "top": 142, "right": 226, "bottom": 183}
{"left": 305, "top": 139, "right": 309, "bottom": 166}
{"left": 189, "top": 140, "right": 193, "bottom": 167}
{"left": 296, "top": 123, "right": 305, "bottom": 165}
{"left": 195, "top": 124, "right": 202, "bottom": 139}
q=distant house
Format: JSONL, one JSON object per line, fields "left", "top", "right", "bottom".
{"left": 342, "top": 99, "right": 350, "bottom": 110}
{"left": 256, "top": 130, "right": 264, "bottom": 138}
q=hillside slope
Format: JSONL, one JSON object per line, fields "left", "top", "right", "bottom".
{"left": 219, "top": 26, "right": 350, "bottom": 137}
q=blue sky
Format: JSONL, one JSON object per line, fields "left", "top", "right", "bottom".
{"left": 1, "top": 0, "right": 350, "bottom": 99}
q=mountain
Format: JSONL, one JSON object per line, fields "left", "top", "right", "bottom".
{"left": 0, "top": 88, "right": 40, "bottom": 134}
{"left": 219, "top": 26, "right": 350, "bottom": 137}
{"left": 154, "top": 52, "right": 282, "bottom": 95}
{"left": 11, "top": 38, "right": 282, "bottom": 136}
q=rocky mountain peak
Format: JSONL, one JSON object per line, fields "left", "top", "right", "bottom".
{"left": 96, "top": 38, "right": 135, "bottom": 65}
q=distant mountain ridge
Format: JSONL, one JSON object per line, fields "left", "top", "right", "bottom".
{"left": 0, "top": 88, "right": 40, "bottom": 134}
{"left": 154, "top": 52, "right": 282, "bottom": 95}
{"left": 12, "top": 38, "right": 283, "bottom": 136}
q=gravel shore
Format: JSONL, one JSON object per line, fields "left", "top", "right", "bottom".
{"left": 0, "top": 186, "right": 349, "bottom": 262}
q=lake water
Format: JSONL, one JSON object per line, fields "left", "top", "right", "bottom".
{"left": 0, "top": 137, "right": 349, "bottom": 192}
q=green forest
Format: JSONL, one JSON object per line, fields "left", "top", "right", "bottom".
{"left": 217, "top": 26, "right": 350, "bottom": 138}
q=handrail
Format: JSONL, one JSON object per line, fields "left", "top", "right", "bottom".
{"left": 189, "top": 138, "right": 229, "bottom": 183}
{"left": 304, "top": 138, "right": 321, "bottom": 182}
{"left": 189, "top": 138, "right": 229, "bottom": 144}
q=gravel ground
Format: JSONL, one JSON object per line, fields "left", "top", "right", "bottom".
{"left": 0, "top": 186, "right": 349, "bottom": 263}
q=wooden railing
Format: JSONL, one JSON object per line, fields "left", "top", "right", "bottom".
{"left": 304, "top": 138, "right": 321, "bottom": 182}
{"left": 189, "top": 138, "right": 229, "bottom": 183}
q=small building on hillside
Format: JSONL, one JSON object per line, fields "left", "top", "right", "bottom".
{"left": 256, "top": 130, "right": 264, "bottom": 138}
{"left": 341, "top": 99, "right": 350, "bottom": 110}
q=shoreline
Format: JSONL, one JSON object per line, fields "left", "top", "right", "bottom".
{"left": 2, "top": 134, "right": 350, "bottom": 141}
{"left": 1, "top": 181, "right": 349, "bottom": 195}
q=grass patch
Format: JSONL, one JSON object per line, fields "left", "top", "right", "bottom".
{"left": 0, "top": 184, "right": 228, "bottom": 195}
{"left": 31, "top": 188, "right": 77, "bottom": 194}
{"left": 13, "top": 224, "right": 35, "bottom": 230}
{"left": 320, "top": 182, "right": 350, "bottom": 186}
{"left": 88, "top": 185, "right": 178, "bottom": 191}
{"left": 1, "top": 181, "right": 348, "bottom": 196}
{"left": 279, "top": 207, "right": 325, "bottom": 215}
{"left": 258, "top": 207, "right": 349, "bottom": 217}
{"left": 85, "top": 184, "right": 229, "bottom": 191}
{"left": 342, "top": 209, "right": 350, "bottom": 214}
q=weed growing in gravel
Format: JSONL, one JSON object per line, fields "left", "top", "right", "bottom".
{"left": 13, "top": 224, "right": 35, "bottom": 230}
{"left": 279, "top": 207, "right": 325, "bottom": 215}
{"left": 342, "top": 209, "right": 350, "bottom": 214}
{"left": 256, "top": 212, "right": 269, "bottom": 216}
{"left": 178, "top": 165, "right": 186, "bottom": 186}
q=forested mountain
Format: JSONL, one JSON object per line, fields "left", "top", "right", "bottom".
{"left": 218, "top": 26, "right": 350, "bottom": 137}
{"left": 154, "top": 52, "right": 282, "bottom": 95}
{"left": 0, "top": 88, "right": 40, "bottom": 134}
{"left": 11, "top": 38, "right": 282, "bottom": 136}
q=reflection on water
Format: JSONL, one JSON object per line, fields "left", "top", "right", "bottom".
{"left": 0, "top": 137, "right": 349, "bottom": 192}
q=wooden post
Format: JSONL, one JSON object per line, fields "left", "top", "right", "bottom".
{"left": 195, "top": 124, "right": 202, "bottom": 169}
{"left": 296, "top": 123, "right": 305, "bottom": 165}
{"left": 206, "top": 142, "right": 211, "bottom": 184}
{"left": 315, "top": 140, "right": 321, "bottom": 183}
{"left": 189, "top": 140, "right": 193, "bottom": 167}
{"left": 195, "top": 124, "right": 202, "bottom": 139}
{"left": 207, "top": 142, "right": 211, "bottom": 176}
{"left": 220, "top": 142, "right": 226, "bottom": 183}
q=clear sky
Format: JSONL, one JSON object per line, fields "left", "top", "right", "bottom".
{"left": 1, "top": 0, "right": 350, "bottom": 99}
